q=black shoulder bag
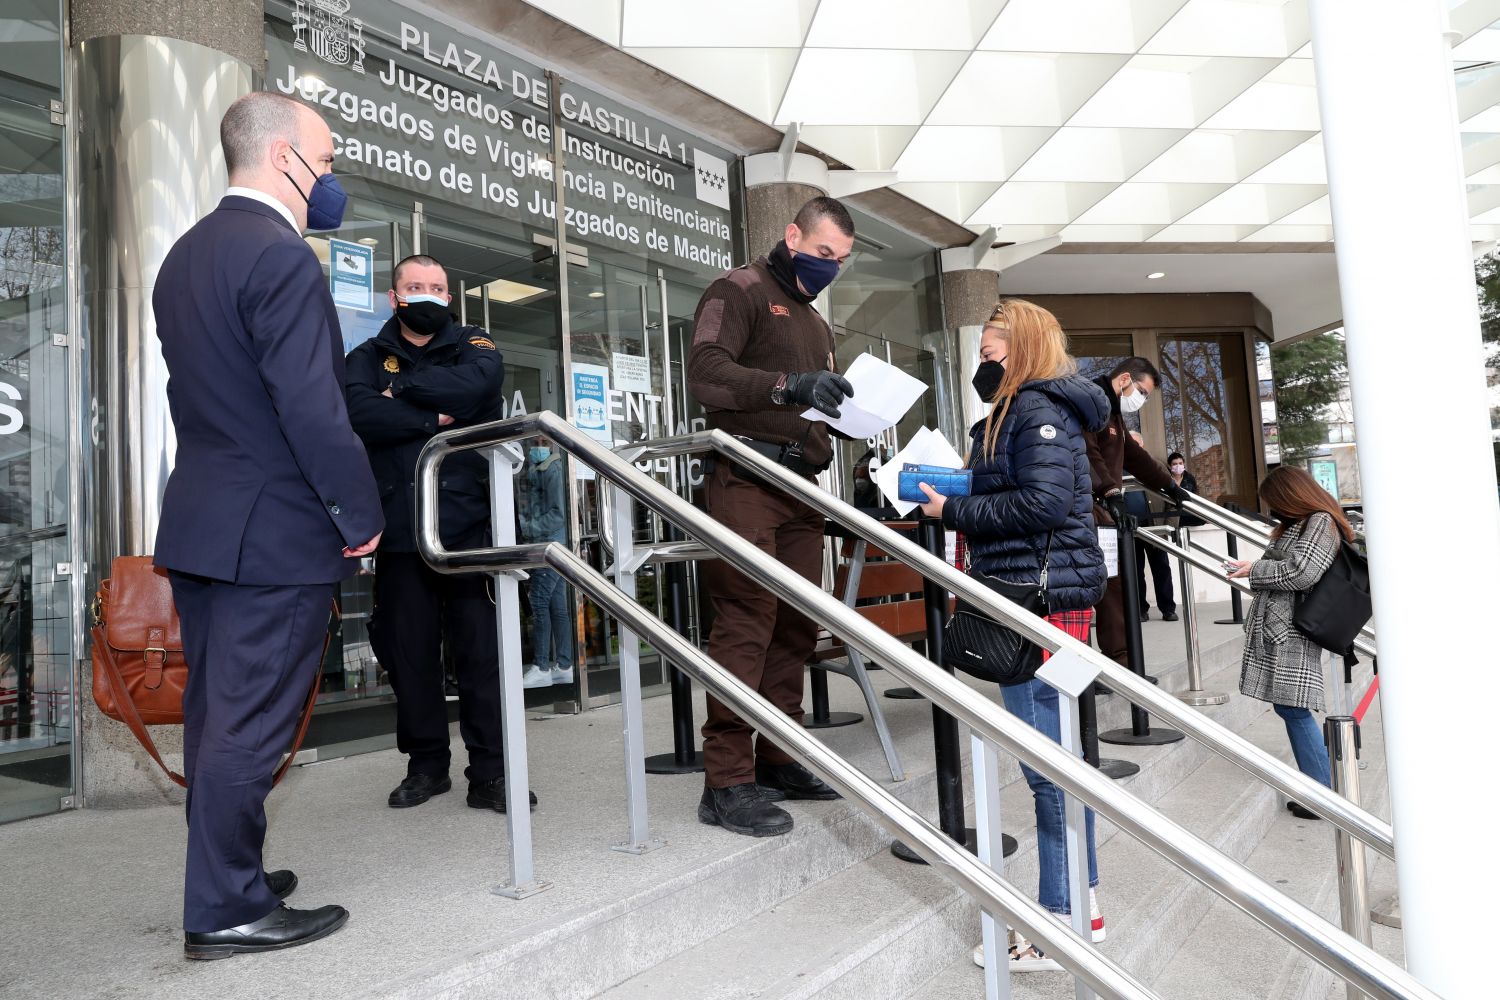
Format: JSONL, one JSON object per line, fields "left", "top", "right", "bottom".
{"left": 1292, "top": 537, "right": 1372, "bottom": 660}
{"left": 942, "top": 533, "right": 1052, "bottom": 686}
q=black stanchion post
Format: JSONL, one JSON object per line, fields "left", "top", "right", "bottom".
{"left": 645, "top": 524, "right": 705, "bottom": 775}
{"left": 1214, "top": 533, "right": 1246, "bottom": 625}
{"left": 1100, "top": 520, "right": 1184, "bottom": 747}
{"left": 1081, "top": 682, "right": 1139, "bottom": 779}
{"left": 893, "top": 518, "right": 1016, "bottom": 862}
{"left": 803, "top": 668, "right": 862, "bottom": 728}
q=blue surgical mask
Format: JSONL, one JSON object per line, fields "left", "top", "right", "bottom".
{"left": 284, "top": 146, "right": 348, "bottom": 231}
{"left": 529, "top": 446, "right": 550, "bottom": 464}
{"left": 790, "top": 249, "right": 840, "bottom": 297}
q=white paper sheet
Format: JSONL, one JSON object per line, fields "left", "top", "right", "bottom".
{"left": 1099, "top": 527, "right": 1119, "bottom": 577}
{"left": 801, "top": 353, "right": 927, "bottom": 439}
{"left": 875, "top": 427, "right": 967, "bottom": 516}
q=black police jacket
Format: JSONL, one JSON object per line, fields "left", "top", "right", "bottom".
{"left": 345, "top": 315, "right": 505, "bottom": 551}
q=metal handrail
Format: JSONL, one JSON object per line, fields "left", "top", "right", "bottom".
{"left": 416, "top": 412, "right": 1432, "bottom": 1000}
{"left": 632, "top": 431, "right": 1393, "bottom": 858}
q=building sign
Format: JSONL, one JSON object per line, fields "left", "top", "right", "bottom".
{"left": 329, "top": 237, "right": 374, "bottom": 311}
{"left": 265, "top": 0, "right": 736, "bottom": 277}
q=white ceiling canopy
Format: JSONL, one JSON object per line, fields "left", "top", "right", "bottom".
{"left": 524, "top": 0, "right": 1500, "bottom": 248}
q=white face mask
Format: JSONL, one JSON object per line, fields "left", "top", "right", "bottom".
{"left": 1170, "top": 463, "right": 1186, "bottom": 474}
{"left": 1120, "top": 387, "right": 1149, "bottom": 414}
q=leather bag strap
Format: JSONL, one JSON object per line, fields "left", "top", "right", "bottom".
{"left": 271, "top": 599, "right": 338, "bottom": 787}
{"left": 90, "top": 624, "right": 187, "bottom": 787}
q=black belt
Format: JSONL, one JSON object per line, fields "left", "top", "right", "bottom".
{"left": 709, "top": 436, "right": 828, "bottom": 479}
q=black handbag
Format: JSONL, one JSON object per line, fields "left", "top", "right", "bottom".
{"left": 942, "top": 533, "right": 1052, "bottom": 686}
{"left": 1293, "top": 539, "right": 1372, "bottom": 658}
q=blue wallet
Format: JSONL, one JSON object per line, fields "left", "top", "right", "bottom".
{"left": 897, "top": 463, "right": 971, "bottom": 503}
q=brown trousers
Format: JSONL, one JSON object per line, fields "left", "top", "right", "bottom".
{"left": 1094, "top": 574, "right": 1129, "bottom": 669}
{"left": 701, "top": 462, "right": 824, "bottom": 788}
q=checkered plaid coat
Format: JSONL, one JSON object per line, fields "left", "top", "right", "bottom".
{"left": 1239, "top": 512, "right": 1340, "bottom": 711}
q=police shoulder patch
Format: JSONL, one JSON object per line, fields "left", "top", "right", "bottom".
{"left": 468, "top": 336, "right": 497, "bottom": 351}
{"left": 383, "top": 355, "right": 400, "bottom": 373}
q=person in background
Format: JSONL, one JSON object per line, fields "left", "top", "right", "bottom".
{"left": 345, "top": 255, "right": 530, "bottom": 815}
{"left": 851, "top": 444, "right": 886, "bottom": 509}
{"left": 519, "top": 436, "right": 574, "bottom": 688}
{"left": 1227, "top": 466, "right": 1352, "bottom": 819}
{"left": 1084, "top": 359, "right": 1190, "bottom": 664}
{"left": 915, "top": 298, "right": 1111, "bottom": 973}
{"left": 1122, "top": 434, "right": 1179, "bottom": 623}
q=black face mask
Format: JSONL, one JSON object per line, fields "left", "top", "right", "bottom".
{"left": 395, "top": 296, "right": 451, "bottom": 338}
{"left": 971, "top": 360, "right": 1005, "bottom": 401}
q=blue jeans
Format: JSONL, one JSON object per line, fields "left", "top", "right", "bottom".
{"left": 1000, "top": 677, "right": 1099, "bottom": 914}
{"left": 528, "top": 568, "right": 574, "bottom": 669}
{"left": 1273, "top": 704, "right": 1332, "bottom": 787}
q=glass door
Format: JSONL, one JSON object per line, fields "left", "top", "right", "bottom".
{"left": 0, "top": 0, "right": 73, "bottom": 822}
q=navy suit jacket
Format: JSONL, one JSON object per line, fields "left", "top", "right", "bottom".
{"left": 153, "top": 195, "right": 383, "bottom": 585}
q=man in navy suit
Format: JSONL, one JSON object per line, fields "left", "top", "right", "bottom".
{"left": 153, "top": 91, "right": 382, "bottom": 960}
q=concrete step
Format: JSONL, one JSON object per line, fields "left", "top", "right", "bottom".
{"left": 906, "top": 687, "right": 1388, "bottom": 1000}
{"left": 595, "top": 645, "right": 1282, "bottom": 1000}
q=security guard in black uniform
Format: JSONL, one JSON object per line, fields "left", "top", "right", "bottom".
{"left": 346, "top": 254, "right": 535, "bottom": 812}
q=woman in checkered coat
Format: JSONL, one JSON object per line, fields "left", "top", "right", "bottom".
{"left": 1227, "top": 466, "right": 1357, "bottom": 813}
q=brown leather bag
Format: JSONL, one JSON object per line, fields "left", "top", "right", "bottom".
{"left": 90, "top": 556, "right": 330, "bottom": 788}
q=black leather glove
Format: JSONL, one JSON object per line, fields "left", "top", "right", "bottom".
{"left": 783, "top": 370, "right": 855, "bottom": 419}
{"left": 1104, "top": 494, "right": 1136, "bottom": 532}
{"left": 1164, "top": 482, "right": 1192, "bottom": 505}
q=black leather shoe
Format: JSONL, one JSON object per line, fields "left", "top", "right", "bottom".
{"left": 1161, "top": 611, "right": 1180, "bottom": 622}
{"left": 754, "top": 761, "right": 841, "bottom": 801}
{"left": 388, "top": 772, "right": 451, "bottom": 808}
{"left": 467, "top": 776, "right": 538, "bottom": 812}
{"left": 1139, "top": 609, "right": 1151, "bottom": 622}
{"left": 266, "top": 869, "right": 297, "bottom": 900}
{"left": 1287, "top": 801, "right": 1322, "bottom": 821}
{"left": 698, "top": 784, "right": 793, "bottom": 837}
{"left": 184, "top": 904, "right": 348, "bottom": 960}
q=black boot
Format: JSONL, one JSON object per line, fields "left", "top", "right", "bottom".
{"left": 388, "top": 772, "right": 450, "bottom": 808}
{"left": 698, "top": 783, "right": 793, "bottom": 837}
{"left": 266, "top": 869, "right": 297, "bottom": 900}
{"left": 755, "top": 761, "right": 841, "bottom": 801}
{"left": 467, "top": 775, "right": 538, "bottom": 812}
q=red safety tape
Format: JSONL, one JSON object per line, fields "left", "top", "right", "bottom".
{"left": 1352, "top": 676, "right": 1380, "bottom": 724}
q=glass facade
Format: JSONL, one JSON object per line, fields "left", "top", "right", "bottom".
{"left": 0, "top": 0, "right": 73, "bottom": 821}
{"left": 264, "top": 0, "right": 737, "bottom": 717}
{"left": 1158, "top": 333, "right": 1256, "bottom": 505}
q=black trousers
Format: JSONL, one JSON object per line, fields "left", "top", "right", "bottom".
{"left": 170, "top": 572, "right": 335, "bottom": 932}
{"left": 368, "top": 551, "right": 504, "bottom": 783}
{"left": 1134, "top": 539, "right": 1176, "bottom": 614}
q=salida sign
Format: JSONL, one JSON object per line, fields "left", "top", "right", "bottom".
{"left": 267, "top": 0, "right": 735, "bottom": 275}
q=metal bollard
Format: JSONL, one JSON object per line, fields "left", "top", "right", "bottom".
{"left": 1171, "top": 525, "right": 1227, "bottom": 707}
{"left": 1100, "top": 517, "right": 1184, "bottom": 747}
{"left": 1325, "top": 715, "right": 1371, "bottom": 1000}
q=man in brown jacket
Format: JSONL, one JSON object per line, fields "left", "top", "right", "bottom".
{"left": 1085, "top": 357, "right": 1191, "bottom": 670}
{"left": 685, "top": 196, "right": 855, "bottom": 837}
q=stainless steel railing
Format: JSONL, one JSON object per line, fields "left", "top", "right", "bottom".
{"left": 416, "top": 412, "right": 1432, "bottom": 1000}
{"left": 633, "top": 431, "right": 1394, "bottom": 858}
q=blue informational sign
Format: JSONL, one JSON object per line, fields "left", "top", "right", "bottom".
{"left": 1309, "top": 458, "right": 1339, "bottom": 500}
{"left": 571, "top": 362, "right": 611, "bottom": 443}
{"left": 329, "top": 238, "right": 374, "bottom": 312}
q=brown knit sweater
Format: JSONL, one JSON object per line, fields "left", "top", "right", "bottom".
{"left": 686, "top": 257, "right": 838, "bottom": 467}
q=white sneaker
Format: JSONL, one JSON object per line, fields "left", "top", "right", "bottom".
{"left": 971, "top": 930, "right": 1063, "bottom": 972}
{"left": 521, "top": 664, "right": 552, "bottom": 689}
{"left": 1090, "top": 887, "right": 1106, "bottom": 943}
{"left": 551, "top": 664, "right": 574, "bottom": 685}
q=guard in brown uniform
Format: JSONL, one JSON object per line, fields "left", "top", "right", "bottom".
{"left": 686, "top": 196, "right": 856, "bottom": 837}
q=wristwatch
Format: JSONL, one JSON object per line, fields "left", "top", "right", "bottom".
{"left": 770, "top": 374, "right": 789, "bottom": 406}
